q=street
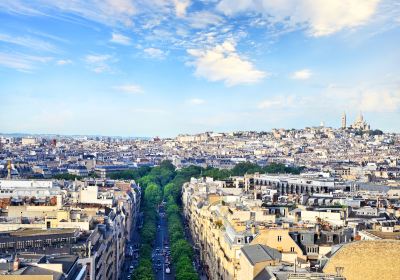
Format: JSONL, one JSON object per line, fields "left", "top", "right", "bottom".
{"left": 121, "top": 214, "right": 142, "bottom": 280}
{"left": 153, "top": 205, "right": 175, "bottom": 280}
{"left": 184, "top": 221, "right": 208, "bottom": 280}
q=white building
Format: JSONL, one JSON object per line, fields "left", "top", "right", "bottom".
{"left": 0, "top": 179, "right": 60, "bottom": 198}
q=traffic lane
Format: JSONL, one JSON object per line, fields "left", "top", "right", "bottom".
{"left": 154, "top": 213, "right": 165, "bottom": 279}
{"left": 157, "top": 215, "right": 175, "bottom": 280}
{"left": 160, "top": 220, "right": 174, "bottom": 280}
{"left": 154, "top": 211, "right": 174, "bottom": 280}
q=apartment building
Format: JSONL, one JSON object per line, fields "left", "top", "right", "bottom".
{"left": 183, "top": 175, "right": 399, "bottom": 280}
{"left": 183, "top": 178, "right": 308, "bottom": 280}
{"left": 0, "top": 179, "right": 140, "bottom": 280}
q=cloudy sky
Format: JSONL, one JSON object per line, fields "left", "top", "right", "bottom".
{"left": 0, "top": 0, "right": 399, "bottom": 137}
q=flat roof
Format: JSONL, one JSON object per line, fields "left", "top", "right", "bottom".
{"left": 366, "top": 230, "right": 400, "bottom": 240}
{"left": 7, "top": 228, "right": 77, "bottom": 237}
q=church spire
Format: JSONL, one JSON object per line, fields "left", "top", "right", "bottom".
{"left": 341, "top": 111, "right": 346, "bottom": 129}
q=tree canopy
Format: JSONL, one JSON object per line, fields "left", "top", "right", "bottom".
{"left": 129, "top": 160, "right": 303, "bottom": 279}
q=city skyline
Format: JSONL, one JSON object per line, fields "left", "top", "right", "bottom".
{"left": 1, "top": 0, "right": 400, "bottom": 137}
{"left": 0, "top": 112, "right": 386, "bottom": 139}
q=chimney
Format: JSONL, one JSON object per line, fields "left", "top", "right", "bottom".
{"left": 251, "top": 224, "right": 256, "bottom": 235}
{"left": 10, "top": 255, "right": 19, "bottom": 272}
{"left": 87, "top": 240, "right": 92, "bottom": 257}
{"left": 335, "top": 267, "right": 344, "bottom": 277}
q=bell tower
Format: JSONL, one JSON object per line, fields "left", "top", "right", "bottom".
{"left": 341, "top": 112, "right": 346, "bottom": 129}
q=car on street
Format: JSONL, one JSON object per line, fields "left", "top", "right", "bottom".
{"left": 165, "top": 266, "right": 171, "bottom": 274}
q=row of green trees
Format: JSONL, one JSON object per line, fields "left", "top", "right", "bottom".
{"left": 111, "top": 162, "right": 303, "bottom": 183}
{"left": 129, "top": 162, "right": 201, "bottom": 280}
{"left": 163, "top": 166, "right": 203, "bottom": 280}
{"left": 128, "top": 161, "right": 303, "bottom": 279}
{"left": 165, "top": 197, "right": 199, "bottom": 280}
{"left": 131, "top": 162, "right": 176, "bottom": 280}
{"left": 131, "top": 184, "right": 157, "bottom": 280}
{"left": 131, "top": 170, "right": 165, "bottom": 279}
{"left": 52, "top": 171, "right": 99, "bottom": 180}
{"left": 109, "top": 166, "right": 152, "bottom": 180}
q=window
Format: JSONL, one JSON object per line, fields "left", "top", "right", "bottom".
{"left": 301, "top": 235, "right": 304, "bottom": 241}
{"left": 277, "top": 236, "right": 282, "bottom": 242}
{"left": 290, "top": 247, "right": 295, "bottom": 252}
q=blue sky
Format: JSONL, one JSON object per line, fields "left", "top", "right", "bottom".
{"left": 0, "top": 0, "right": 399, "bottom": 137}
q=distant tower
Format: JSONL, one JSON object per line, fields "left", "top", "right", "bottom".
{"left": 7, "top": 160, "right": 12, "bottom": 179}
{"left": 357, "top": 111, "right": 363, "bottom": 123}
{"left": 341, "top": 112, "right": 347, "bottom": 129}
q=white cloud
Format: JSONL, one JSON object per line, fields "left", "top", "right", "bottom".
{"left": 0, "top": 33, "right": 58, "bottom": 52}
{"left": 188, "top": 11, "right": 223, "bottom": 29}
{"left": 0, "top": 53, "right": 33, "bottom": 72}
{"left": 187, "top": 40, "right": 266, "bottom": 86}
{"left": 188, "top": 98, "right": 205, "bottom": 105}
{"left": 56, "top": 59, "right": 72, "bottom": 65}
{"left": 358, "top": 90, "right": 400, "bottom": 112}
{"left": 52, "top": 0, "right": 137, "bottom": 27}
{"left": 312, "top": 83, "right": 400, "bottom": 115}
{"left": 0, "top": 52, "right": 52, "bottom": 72}
{"left": 85, "top": 54, "right": 114, "bottom": 73}
{"left": 258, "top": 96, "right": 296, "bottom": 109}
{"left": 291, "top": 69, "right": 312, "bottom": 80}
{"left": 144, "top": 48, "right": 166, "bottom": 59}
{"left": 113, "top": 84, "right": 144, "bottom": 94}
{"left": 85, "top": 54, "right": 112, "bottom": 64}
{"left": 110, "top": 32, "right": 132, "bottom": 45}
{"left": 173, "top": 0, "right": 190, "bottom": 17}
{"left": 0, "top": 0, "right": 137, "bottom": 27}
{"left": 217, "top": 0, "right": 380, "bottom": 36}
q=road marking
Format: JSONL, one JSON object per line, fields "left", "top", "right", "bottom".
{"left": 161, "top": 212, "right": 165, "bottom": 280}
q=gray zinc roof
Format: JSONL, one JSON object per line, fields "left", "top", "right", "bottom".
{"left": 241, "top": 244, "right": 281, "bottom": 266}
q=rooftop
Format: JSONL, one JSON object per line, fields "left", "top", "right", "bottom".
{"left": 5, "top": 228, "right": 77, "bottom": 237}
{"left": 365, "top": 230, "right": 400, "bottom": 240}
{"left": 241, "top": 244, "right": 281, "bottom": 266}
